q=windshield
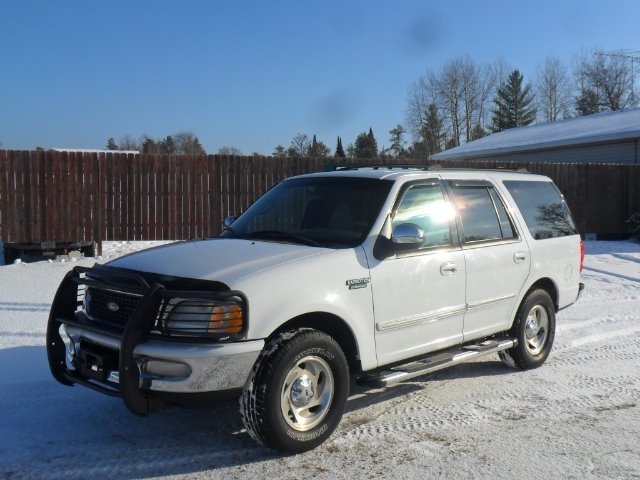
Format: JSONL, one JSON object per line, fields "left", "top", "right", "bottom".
{"left": 221, "top": 176, "right": 393, "bottom": 248}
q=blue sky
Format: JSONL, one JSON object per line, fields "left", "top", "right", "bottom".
{"left": 1, "top": 0, "right": 638, "bottom": 154}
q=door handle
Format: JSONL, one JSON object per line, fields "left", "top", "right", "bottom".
{"left": 514, "top": 252, "right": 527, "bottom": 263}
{"left": 440, "top": 262, "right": 458, "bottom": 275}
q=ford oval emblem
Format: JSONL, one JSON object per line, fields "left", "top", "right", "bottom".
{"left": 107, "top": 301, "right": 120, "bottom": 312}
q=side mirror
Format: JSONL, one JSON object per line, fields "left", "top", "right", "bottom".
{"left": 224, "top": 216, "right": 236, "bottom": 227}
{"left": 391, "top": 223, "right": 424, "bottom": 251}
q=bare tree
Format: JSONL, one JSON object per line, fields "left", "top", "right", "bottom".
{"left": 574, "top": 50, "right": 636, "bottom": 112}
{"left": 436, "top": 59, "right": 464, "bottom": 147}
{"left": 119, "top": 134, "right": 140, "bottom": 151}
{"left": 406, "top": 75, "right": 438, "bottom": 142}
{"left": 218, "top": 146, "right": 242, "bottom": 155}
{"left": 458, "top": 56, "right": 484, "bottom": 143}
{"left": 407, "top": 57, "right": 497, "bottom": 149}
{"left": 173, "top": 131, "right": 206, "bottom": 155}
{"left": 287, "top": 133, "right": 310, "bottom": 157}
{"left": 536, "top": 55, "right": 572, "bottom": 122}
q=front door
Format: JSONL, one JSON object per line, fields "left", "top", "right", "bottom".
{"left": 369, "top": 180, "right": 466, "bottom": 366}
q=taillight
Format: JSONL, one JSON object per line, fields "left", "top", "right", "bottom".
{"left": 579, "top": 240, "right": 584, "bottom": 273}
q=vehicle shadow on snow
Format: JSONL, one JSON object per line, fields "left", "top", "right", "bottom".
{"left": 3, "top": 351, "right": 516, "bottom": 478}
{"left": 344, "top": 358, "right": 513, "bottom": 414}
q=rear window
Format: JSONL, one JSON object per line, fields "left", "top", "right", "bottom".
{"left": 450, "top": 185, "right": 516, "bottom": 243}
{"left": 503, "top": 180, "right": 578, "bottom": 240}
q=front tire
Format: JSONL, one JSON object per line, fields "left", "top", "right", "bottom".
{"left": 500, "top": 289, "right": 556, "bottom": 370}
{"left": 240, "top": 329, "right": 349, "bottom": 452}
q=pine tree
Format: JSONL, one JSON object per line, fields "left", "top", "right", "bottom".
{"left": 161, "top": 136, "right": 176, "bottom": 154}
{"left": 192, "top": 137, "right": 206, "bottom": 155}
{"left": 388, "top": 124, "right": 407, "bottom": 158}
{"left": 490, "top": 70, "right": 537, "bottom": 132}
{"left": 307, "top": 135, "right": 330, "bottom": 157}
{"left": 335, "top": 136, "right": 346, "bottom": 158}
{"left": 141, "top": 137, "right": 158, "bottom": 154}
{"left": 575, "top": 89, "right": 600, "bottom": 116}
{"left": 106, "top": 137, "right": 118, "bottom": 150}
{"left": 354, "top": 128, "right": 378, "bottom": 159}
{"left": 421, "top": 103, "right": 445, "bottom": 155}
{"left": 367, "top": 128, "right": 378, "bottom": 157}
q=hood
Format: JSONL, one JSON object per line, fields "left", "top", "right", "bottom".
{"left": 106, "top": 238, "right": 329, "bottom": 285}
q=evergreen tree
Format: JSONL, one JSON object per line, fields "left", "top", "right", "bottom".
{"left": 141, "top": 137, "right": 158, "bottom": 154}
{"left": 191, "top": 137, "right": 206, "bottom": 155}
{"left": 335, "top": 136, "right": 346, "bottom": 158}
{"left": 388, "top": 124, "right": 407, "bottom": 158}
{"left": 575, "top": 88, "right": 600, "bottom": 116}
{"left": 490, "top": 70, "right": 537, "bottom": 132}
{"left": 345, "top": 143, "right": 355, "bottom": 158}
{"left": 161, "top": 136, "right": 176, "bottom": 154}
{"left": 421, "top": 103, "right": 445, "bottom": 156}
{"left": 106, "top": 137, "right": 118, "bottom": 150}
{"left": 307, "top": 134, "right": 330, "bottom": 157}
{"left": 353, "top": 128, "right": 378, "bottom": 159}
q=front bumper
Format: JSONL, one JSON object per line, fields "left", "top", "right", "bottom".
{"left": 63, "top": 324, "right": 263, "bottom": 393}
{"left": 46, "top": 266, "right": 262, "bottom": 416}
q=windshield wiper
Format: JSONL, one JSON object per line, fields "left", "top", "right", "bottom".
{"left": 249, "top": 230, "right": 322, "bottom": 247}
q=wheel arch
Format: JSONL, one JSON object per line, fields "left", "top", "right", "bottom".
{"left": 269, "top": 312, "right": 362, "bottom": 373}
{"left": 522, "top": 277, "right": 559, "bottom": 312}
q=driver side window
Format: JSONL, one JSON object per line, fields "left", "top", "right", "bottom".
{"left": 392, "top": 183, "right": 453, "bottom": 249}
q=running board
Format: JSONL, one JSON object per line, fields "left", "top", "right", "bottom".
{"left": 357, "top": 338, "right": 517, "bottom": 388}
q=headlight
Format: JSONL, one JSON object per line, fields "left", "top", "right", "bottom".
{"left": 163, "top": 299, "right": 244, "bottom": 336}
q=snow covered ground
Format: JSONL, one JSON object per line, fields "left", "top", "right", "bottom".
{"left": 1, "top": 240, "right": 639, "bottom": 479}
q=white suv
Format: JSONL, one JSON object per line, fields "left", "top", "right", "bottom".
{"left": 46, "top": 166, "right": 584, "bottom": 452}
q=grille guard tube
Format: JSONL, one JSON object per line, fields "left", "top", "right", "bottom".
{"left": 46, "top": 270, "right": 78, "bottom": 386}
{"left": 119, "top": 283, "right": 166, "bottom": 416}
{"left": 46, "top": 268, "right": 166, "bottom": 414}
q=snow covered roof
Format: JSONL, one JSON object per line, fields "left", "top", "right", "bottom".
{"left": 431, "top": 109, "right": 640, "bottom": 160}
{"left": 51, "top": 148, "right": 140, "bottom": 154}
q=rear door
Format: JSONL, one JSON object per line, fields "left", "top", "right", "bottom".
{"left": 445, "top": 179, "right": 530, "bottom": 341}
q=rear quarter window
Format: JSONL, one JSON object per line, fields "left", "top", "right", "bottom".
{"left": 503, "top": 180, "right": 578, "bottom": 240}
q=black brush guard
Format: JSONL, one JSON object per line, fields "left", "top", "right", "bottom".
{"left": 46, "top": 265, "right": 247, "bottom": 416}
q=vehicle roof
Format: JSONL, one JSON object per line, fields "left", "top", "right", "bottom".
{"left": 290, "top": 166, "right": 550, "bottom": 182}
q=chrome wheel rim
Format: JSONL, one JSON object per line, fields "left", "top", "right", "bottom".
{"left": 524, "top": 305, "right": 549, "bottom": 356}
{"left": 280, "top": 356, "right": 334, "bottom": 431}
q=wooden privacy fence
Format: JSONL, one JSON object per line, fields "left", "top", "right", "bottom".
{"left": 0, "top": 150, "right": 638, "bottom": 247}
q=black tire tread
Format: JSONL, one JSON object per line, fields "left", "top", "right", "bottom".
{"left": 240, "top": 328, "right": 346, "bottom": 451}
{"left": 501, "top": 288, "right": 556, "bottom": 370}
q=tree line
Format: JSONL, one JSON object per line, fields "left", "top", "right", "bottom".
{"left": 101, "top": 48, "right": 637, "bottom": 160}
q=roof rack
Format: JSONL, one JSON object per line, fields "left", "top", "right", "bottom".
{"left": 334, "top": 164, "right": 430, "bottom": 171}
{"left": 333, "top": 164, "right": 529, "bottom": 173}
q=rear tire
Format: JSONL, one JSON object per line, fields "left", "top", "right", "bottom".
{"left": 240, "top": 329, "right": 349, "bottom": 452}
{"left": 500, "top": 289, "right": 556, "bottom": 370}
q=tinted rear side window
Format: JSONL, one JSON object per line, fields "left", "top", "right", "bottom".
{"left": 503, "top": 180, "right": 578, "bottom": 240}
{"left": 451, "top": 186, "right": 503, "bottom": 243}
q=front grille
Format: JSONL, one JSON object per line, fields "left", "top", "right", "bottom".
{"left": 85, "top": 287, "right": 141, "bottom": 328}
